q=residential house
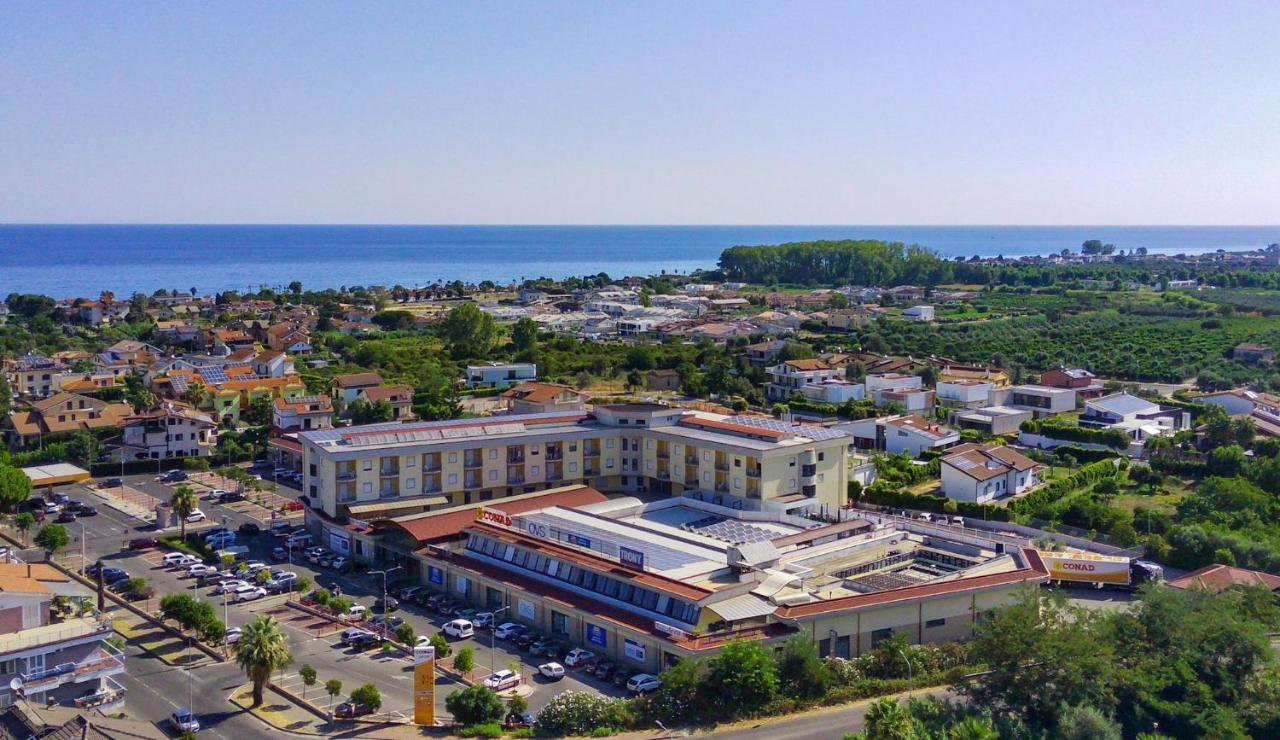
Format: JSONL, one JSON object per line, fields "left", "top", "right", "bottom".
{"left": 331, "top": 372, "right": 384, "bottom": 405}
{"left": 54, "top": 373, "right": 119, "bottom": 396}
{"left": 1038, "top": 367, "right": 1105, "bottom": 399}
{"left": 865, "top": 373, "right": 933, "bottom": 411}
{"left": 744, "top": 339, "right": 787, "bottom": 364}
{"left": 272, "top": 395, "right": 334, "bottom": 432}
{"left": 7, "top": 353, "right": 65, "bottom": 398}
{"left": 839, "top": 415, "right": 960, "bottom": 456}
{"left": 645, "top": 369, "right": 682, "bottom": 392}
{"left": 902, "top": 305, "right": 935, "bottom": 322}
{"left": 501, "top": 382, "right": 588, "bottom": 414}
{"left": 935, "top": 380, "right": 994, "bottom": 409}
{"left": 988, "top": 385, "right": 1077, "bottom": 417}
{"left": 211, "top": 329, "right": 255, "bottom": 354}
{"left": 3, "top": 393, "right": 132, "bottom": 449}
{"left": 948, "top": 406, "right": 1033, "bottom": 437}
{"left": 1079, "top": 392, "right": 1190, "bottom": 443}
{"left": 825, "top": 307, "right": 876, "bottom": 331}
{"left": 152, "top": 320, "right": 203, "bottom": 346}
{"left": 940, "top": 444, "right": 1040, "bottom": 503}
{"left": 118, "top": 404, "right": 217, "bottom": 460}
{"left": 766, "top": 359, "right": 852, "bottom": 402}
{"left": 266, "top": 323, "right": 313, "bottom": 354}
{"left": 0, "top": 562, "right": 126, "bottom": 710}
{"left": 465, "top": 362, "right": 537, "bottom": 390}
{"left": 1166, "top": 564, "right": 1280, "bottom": 594}
{"left": 355, "top": 385, "right": 416, "bottom": 421}
{"left": 1234, "top": 343, "right": 1275, "bottom": 364}
{"left": 934, "top": 362, "right": 1011, "bottom": 387}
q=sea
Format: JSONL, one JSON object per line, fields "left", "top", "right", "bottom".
{"left": 1, "top": 224, "right": 1278, "bottom": 298}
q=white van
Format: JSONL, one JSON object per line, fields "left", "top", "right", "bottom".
{"left": 443, "top": 619, "right": 474, "bottom": 639}
{"left": 286, "top": 533, "right": 313, "bottom": 551}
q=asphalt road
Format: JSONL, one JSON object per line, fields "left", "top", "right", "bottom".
{"left": 70, "top": 471, "right": 621, "bottom": 733}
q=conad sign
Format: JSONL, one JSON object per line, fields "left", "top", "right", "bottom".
{"left": 1043, "top": 555, "right": 1130, "bottom": 584}
{"left": 475, "top": 508, "right": 512, "bottom": 527}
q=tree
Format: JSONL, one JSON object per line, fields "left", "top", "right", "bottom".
{"left": 651, "top": 658, "right": 701, "bottom": 723}
{"left": 445, "top": 684, "right": 504, "bottom": 726}
{"left": 0, "top": 374, "right": 10, "bottom": 418}
{"left": 34, "top": 523, "right": 69, "bottom": 557}
{"left": 160, "top": 593, "right": 198, "bottom": 625}
{"left": 777, "top": 635, "right": 830, "bottom": 699}
{"left": 233, "top": 615, "right": 293, "bottom": 706}
{"left": 242, "top": 395, "right": 274, "bottom": 426}
{"left": 704, "top": 639, "right": 778, "bottom": 718}
{"left": 948, "top": 716, "right": 1000, "bottom": 740}
{"left": 347, "top": 398, "right": 394, "bottom": 425}
{"left": 325, "top": 679, "right": 343, "bottom": 715}
{"left": 394, "top": 622, "right": 415, "bottom": 646}
{"left": 440, "top": 302, "right": 497, "bottom": 358}
{"left": 510, "top": 317, "right": 539, "bottom": 354}
{"left": 170, "top": 484, "right": 198, "bottom": 539}
{"left": 0, "top": 465, "right": 33, "bottom": 513}
{"left": 14, "top": 511, "right": 35, "bottom": 544}
{"left": 299, "top": 664, "right": 317, "bottom": 700}
{"left": 452, "top": 644, "right": 472, "bottom": 671}
{"left": 329, "top": 596, "right": 351, "bottom": 616}
{"left": 1057, "top": 704, "right": 1122, "bottom": 740}
{"left": 350, "top": 683, "right": 381, "bottom": 711}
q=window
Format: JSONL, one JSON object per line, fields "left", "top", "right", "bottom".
{"left": 362, "top": 482, "right": 372, "bottom": 493}
{"left": 733, "top": 477, "right": 742, "bottom": 489}
{"left": 531, "top": 465, "right": 540, "bottom": 476}
{"left": 788, "top": 478, "right": 797, "bottom": 488}
{"left": 488, "top": 470, "right": 497, "bottom": 481}
{"left": 448, "top": 473, "right": 458, "bottom": 485}
{"left": 489, "top": 449, "right": 498, "bottom": 459}
{"left": 606, "top": 438, "right": 615, "bottom": 448}
{"left": 568, "top": 443, "right": 577, "bottom": 452}
{"left": 925, "top": 618, "right": 946, "bottom": 628}
{"left": 605, "top": 459, "right": 614, "bottom": 469}
{"left": 818, "top": 452, "right": 825, "bottom": 461}
{"left": 734, "top": 458, "right": 741, "bottom": 467}
{"left": 702, "top": 451, "right": 710, "bottom": 461}
{"left": 448, "top": 452, "right": 457, "bottom": 464}
{"left": 363, "top": 460, "right": 373, "bottom": 471}
{"left": 568, "top": 462, "right": 578, "bottom": 473}
{"left": 871, "top": 628, "right": 893, "bottom": 646}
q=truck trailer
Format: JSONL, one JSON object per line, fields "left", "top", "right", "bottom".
{"left": 1037, "top": 549, "right": 1164, "bottom": 590}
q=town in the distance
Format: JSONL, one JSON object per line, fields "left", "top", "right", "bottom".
{"left": 1, "top": 238, "right": 1279, "bottom": 739}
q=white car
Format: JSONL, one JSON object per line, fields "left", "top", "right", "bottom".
{"left": 186, "top": 509, "right": 206, "bottom": 523}
{"left": 304, "top": 547, "right": 325, "bottom": 563}
{"left": 442, "top": 619, "right": 474, "bottom": 639}
{"left": 538, "top": 661, "right": 565, "bottom": 680}
{"left": 215, "top": 579, "right": 249, "bottom": 595}
{"left": 564, "top": 648, "right": 596, "bottom": 668}
{"left": 162, "top": 552, "right": 191, "bottom": 567}
{"left": 344, "top": 604, "right": 368, "bottom": 620}
{"left": 225, "top": 627, "right": 242, "bottom": 645}
{"left": 330, "top": 556, "right": 348, "bottom": 570}
{"left": 170, "top": 709, "right": 200, "bottom": 733}
{"left": 483, "top": 669, "right": 521, "bottom": 691}
{"left": 185, "top": 563, "right": 217, "bottom": 578}
{"left": 627, "top": 673, "right": 661, "bottom": 694}
{"left": 232, "top": 585, "right": 266, "bottom": 603}
{"left": 494, "top": 622, "right": 523, "bottom": 640}
{"left": 242, "top": 561, "right": 268, "bottom": 574}
{"left": 168, "top": 554, "right": 200, "bottom": 569}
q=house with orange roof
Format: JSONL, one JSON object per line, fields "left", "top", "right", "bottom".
{"left": 501, "top": 382, "right": 586, "bottom": 414}
{"left": 3, "top": 393, "right": 132, "bottom": 449}
{"left": 118, "top": 403, "right": 216, "bottom": 460}
{"left": 354, "top": 385, "right": 415, "bottom": 421}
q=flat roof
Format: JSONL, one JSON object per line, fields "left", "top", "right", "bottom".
{"left": 21, "top": 464, "right": 91, "bottom": 487}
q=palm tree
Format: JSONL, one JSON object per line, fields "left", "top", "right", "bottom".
{"left": 170, "top": 485, "right": 197, "bottom": 539}
{"left": 863, "top": 698, "right": 915, "bottom": 740}
{"left": 233, "top": 615, "right": 292, "bottom": 706}
{"left": 949, "top": 716, "right": 1000, "bottom": 740}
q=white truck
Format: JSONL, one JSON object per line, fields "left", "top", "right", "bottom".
{"left": 1036, "top": 549, "right": 1163, "bottom": 590}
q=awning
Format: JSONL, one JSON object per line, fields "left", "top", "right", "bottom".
{"left": 21, "top": 464, "right": 91, "bottom": 488}
{"left": 345, "top": 496, "right": 448, "bottom": 517}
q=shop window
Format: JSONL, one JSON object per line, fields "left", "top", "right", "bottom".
{"left": 926, "top": 618, "right": 946, "bottom": 628}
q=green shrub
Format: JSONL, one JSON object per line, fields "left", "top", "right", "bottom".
{"left": 457, "top": 722, "right": 503, "bottom": 738}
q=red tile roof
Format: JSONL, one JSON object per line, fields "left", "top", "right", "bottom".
{"left": 1166, "top": 564, "right": 1280, "bottom": 593}
{"left": 375, "top": 485, "right": 607, "bottom": 544}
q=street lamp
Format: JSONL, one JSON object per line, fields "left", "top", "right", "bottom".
{"left": 368, "top": 566, "right": 402, "bottom": 632}
{"left": 489, "top": 605, "right": 511, "bottom": 677}
{"left": 897, "top": 648, "right": 913, "bottom": 693}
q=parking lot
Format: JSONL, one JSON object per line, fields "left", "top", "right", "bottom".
{"left": 58, "top": 472, "right": 626, "bottom": 720}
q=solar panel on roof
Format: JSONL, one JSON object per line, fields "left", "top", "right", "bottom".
{"left": 721, "top": 416, "right": 852, "bottom": 441}
{"left": 200, "top": 367, "right": 228, "bottom": 384}
{"left": 520, "top": 511, "right": 709, "bottom": 571}
{"left": 169, "top": 376, "right": 189, "bottom": 394}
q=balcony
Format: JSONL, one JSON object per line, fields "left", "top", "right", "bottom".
{"left": 423, "top": 458, "right": 442, "bottom": 472}
{"left": 548, "top": 471, "right": 564, "bottom": 482}
{"left": 71, "top": 676, "right": 127, "bottom": 710}
{"left": 423, "top": 481, "right": 442, "bottom": 494}
{"left": 685, "top": 455, "right": 698, "bottom": 465}
{"left": 746, "top": 466, "right": 762, "bottom": 478}
{"left": 465, "top": 474, "right": 482, "bottom": 488}
{"left": 684, "top": 477, "right": 699, "bottom": 487}
{"left": 585, "top": 466, "right": 600, "bottom": 476}
{"left": 336, "top": 469, "right": 357, "bottom": 481}
{"left": 715, "top": 483, "right": 730, "bottom": 494}
{"left": 379, "top": 488, "right": 399, "bottom": 499}
{"left": 584, "top": 444, "right": 601, "bottom": 457}
{"left": 657, "top": 450, "right": 670, "bottom": 460}
{"left": 508, "top": 474, "right": 525, "bottom": 485}
{"left": 715, "top": 461, "right": 730, "bottom": 472}
{"left": 657, "top": 470, "right": 670, "bottom": 480}
{"left": 464, "top": 455, "right": 483, "bottom": 469}
{"left": 545, "top": 449, "right": 563, "bottom": 461}
{"left": 507, "top": 453, "right": 525, "bottom": 464}
{"left": 18, "top": 642, "right": 124, "bottom": 694}
{"left": 379, "top": 466, "right": 400, "bottom": 477}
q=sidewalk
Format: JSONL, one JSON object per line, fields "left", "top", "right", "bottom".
{"left": 110, "top": 605, "right": 215, "bottom": 668}
{"left": 228, "top": 682, "right": 439, "bottom": 738}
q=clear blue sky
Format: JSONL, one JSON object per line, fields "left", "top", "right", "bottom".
{"left": 2, "top": 1, "right": 1278, "bottom": 225}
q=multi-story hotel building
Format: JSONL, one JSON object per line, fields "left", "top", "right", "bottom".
{"left": 300, "top": 404, "right": 855, "bottom": 530}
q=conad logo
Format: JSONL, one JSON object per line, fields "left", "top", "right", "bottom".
{"left": 1057, "top": 562, "right": 1096, "bottom": 572}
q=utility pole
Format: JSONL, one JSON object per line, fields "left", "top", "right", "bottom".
{"left": 489, "top": 605, "right": 510, "bottom": 677}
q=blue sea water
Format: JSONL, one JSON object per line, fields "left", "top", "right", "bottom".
{"left": 1, "top": 224, "right": 1278, "bottom": 298}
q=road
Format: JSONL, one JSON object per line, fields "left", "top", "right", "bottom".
{"left": 66, "top": 471, "right": 622, "bottom": 733}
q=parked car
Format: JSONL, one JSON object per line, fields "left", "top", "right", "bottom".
{"left": 238, "top": 522, "right": 261, "bottom": 535}
{"left": 335, "top": 701, "right": 374, "bottom": 719}
{"left": 344, "top": 604, "right": 368, "bottom": 620}
{"left": 170, "top": 709, "right": 200, "bottom": 733}
{"left": 538, "top": 661, "right": 566, "bottom": 680}
{"left": 269, "top": 521, "right": 292, "bottom": 537}
{"left": 185, "top": 509, "right": 206, "bottom": 523}
{"left": 564, "top": 648, "right": 596, "bottom": 668}
{"left": 159, "top": 470, "right": 188, "bottom": 483}
{"left": 473, "top": 611, "right": 495, "bottom": 629}
{"left": 162, "top": 552, "right": 192, "bottom": 567}
{"left": 216, "top": 491, "right": 245, "bottom": 503}
{"left": 128, "top": 537, "right": 157, "bottom": 550}
{"left": 369, "top": 614, "right": 404, "bottom": 631}
{"left": 330, "top": 556, "right": 348, "bottom": 570}
{"left": 494, "top": 622, "right": 524, "bottom": 640}
{"left": 483, "top": 669, "right": 521, "bottom": 691}
{"left": 374, "top": 596, "right": 399, "bottom": 612}
{"left": 266, "top": 572, "right": 298, "bottom": 592}
{"left": 304, "top": 546, "right": 326, "bottom": 563}
{"left": 593, "top": 661, "right": 617, "bottom": 680}
{"left": 215, "top": 579, "right": 249, "bottom": 595}
{"left": 99, "top": 478, "right": 123, "bottom": 488}
{"left": 196, "top": 570, "right": 227, "bottom": 586}
{"left": 185, "top": 563, "right": 217, "bottom": 578}
{"left": 340, "top": 628, "right": 374, "bottom": 646}
{"left": 76, "top": 504, "right": 98, "bottom": 516}
{"left": 225, "top": 627, "right": 242, "bottom": 645}
{"left": 529, "top": 639, "right": 561, "bottom": 658}
{"left": 317, "top": 553, "right": 335, "bottom": 568}
{"left": 232, "top": 585, "right": 267, "bottom": 603}
{"left": 205, "top": 533, "right": 237, "bottom": 549}
{"left": 512, "top": 631, "right": 540, "bottom": 650}
{"left": 167, "top": 554, "right": 201, "bottom": 569}
{"left": 101, "top": 567, "right": 129, "bottom": 584}
{"left": 443, "top": 619, "right": 474, "bottom": 639}
{"left": 348, "top": 632, "right": 381, "bottom": 651}
{"left": 396, "top": 585, "right": 424, "bottom": 601}
{"left": 270, "top": 546, "right": 288, "bottom": 561}
{"left": 627, "top": 673, "right": 661, "bottom": 694}
{"left": 200, "top": 526, "right": 230, "bottom": 540}
{"left": 55, "top": 510, "right": 76, "bottom": 523}
{"left": 242, "top": 561, "right": 269, "bottom": 575}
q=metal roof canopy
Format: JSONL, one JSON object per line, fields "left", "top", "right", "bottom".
{"left": 21, "top": 464, "right": 91, "bottom": 488}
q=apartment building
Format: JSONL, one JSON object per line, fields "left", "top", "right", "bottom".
{"left": 7, "top": 353, "right": 65, "bottom": 398}
{"left": 465, "top": 362, "right": 537, "bottom": 389}
{"left": 0, "top": 563, "right": 125, "bottom": 710}
{"left": 117, "top": 404, "right": 217, "bottom": 460}
{"left": 300, "top": 404, "right": 853, "bottom": 526}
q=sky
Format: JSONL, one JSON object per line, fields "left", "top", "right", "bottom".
{"left": 2, "top": 1, "right": 1279, "bottom": 225}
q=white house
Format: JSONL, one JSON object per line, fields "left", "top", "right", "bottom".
{"left": 465, "top": 362, "right": 537, "bottom": 389}
{"left": 766, "top": 359, "right": 849, "bottom": 402}
{"left": 272, "top": 394, "right": 334, "bottom": 431}
{"left": 940, "top": 444, "right": 1040, "bottom": 503}
{"left": 935, "top": 379, "right": 994, "bottom": 409}
{"left": 902, "top": 305, "right": 935, "bottom": 322}
{"left": 119, "top": 404, "right": 217, "bottom": 460}
{"left": 839, "top": 415, "right": 960, "bottom": 456}
{"left": 989, "top": 385, "right": 1077, "bottom": 417}
{"left": 1080, "top": 392, "right": 1190, "bottom": 444}
{"left": 865, "top": 373, "right": 932, "bottom": 411}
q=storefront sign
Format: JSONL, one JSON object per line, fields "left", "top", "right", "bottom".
{"left": 328, "top": 530, "right": 351, "bottom": 555}
{"left": 624, "top": 638, "right": 646, "bottom": 662}
{"left": 428, "top": 565, "right": 444, "bottom": 585}
{"left": 524, "top": 521, "right": 549, "bottom": 539}
{"left": 413, "top": 646, "right": 435, "bottom": 724}
{"left": 566, "top": 533, "right": 592, "bottom": 549}
{"left": 618, "top": 546, "right": 645, "bottom": 570}
{"left": 586, "top": 623, "right": 608, "bottom": 647}
{"left": 475, "top": 508, "right": 511, "bottom": 527}
{"left": 653, "top": 621, "right": 690, "bottom": 640}
{"left": 517, "top": 598, "right": 535, "bottom": 620}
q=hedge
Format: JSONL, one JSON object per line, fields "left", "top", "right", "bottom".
{"left": 859, "top": 483, "right": 1011, "bottom": 522}
{"left": 1021, "top": 418, "right": 1129, "bottom": 450}
{"left": 1006, "top": 459, "right": 1121, "bottom": 517}
{"left": 1149, "top": 455, "right": 1208, "bottom": 477}
{"left": 90, "top": 458, "right": 187, "bottom": 477}
{"left": 1031, "top": 444, "right": 1118, "bottom": 464}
